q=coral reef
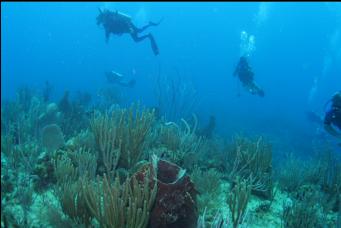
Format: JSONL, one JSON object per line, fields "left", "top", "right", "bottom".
{"left": 1, "top": 86, "right": 340, "bottom": 227}
{"left": 90, "top": 103, "right": 156, "bottom": 175}
{"left": 223, "top": 135, "right": 273, "bottom": 199}
{"left": 227, "top": 178, "right": 251, "bottom": 228}
{"left": 191, "top": 167, "right": 222, "bottom": 217}
{"left": 38, "top": 102, "right": 62, "bottom": 127}
{"left": 82, "top": 166, "right": 157, "bottom": 227}
{"left": 152, "top": 115, "right": 205, "bottom": 171}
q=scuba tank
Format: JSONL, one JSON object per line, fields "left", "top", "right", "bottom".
{"left": 115, "top": 10, "right": 132, "bottom": 21}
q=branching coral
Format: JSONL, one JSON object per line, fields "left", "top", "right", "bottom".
{"left": 56, "top": 177, "right": 94, "bottom": 226}
{"left": 53, "top": 154, "right": 78, "bottom": 185}
{"left": 191, "top": 167, "right": 223, "bottom": 217}
{"left": 53, "top": 146, "right": 98, "bottom": 186}
{"left": 91, "top": 103, "right": 155, "bottom": 174}
{"left": 191, "top": 167, "right": 222, "bottom": 196}
{"left": 53, "top": 150, "right": 157, "bottom": 227}
{"left": 278, "top": 149, "right": 341, "bottom": 213}
{"left": 19, "top": 96, "right": 46, "bottom": 142}
{"left": 83, "top": 170, "right": 157, "bottom": 228}
{"left": 281, "top": 191, "right": 324, "bottom": 228}
{"left": 155, "top": 115, "right": 205, "bottom": 170}
{"left": 318, "top": 150, "right": 341, "bottom": 212}
{"left": 178, "top": 116, "right": 203, "bottom": 157}
{"left": 118, "top": 103, "right": 155, "bottom": 169}
{"left": 66, "top": 129, "right": 96, "bottom": 152}
{"left": 278, "top": 153, "right": 314, "bottom": 193}
{"left": 90, "top": 110, "right": 121, "bottom": 177}
{"left": 224, "top": 135, "right": 273, "bottom": 199}
{"left": 71, "top": 147, "right": 97, "bottom": 179}
{"left": 1, "top": 129, "right": 41, "bottom": 174}
{"left": 2, "top": 93, "right": 45, "bottom": 144}
{"left": 227, "top": 178, "right": 251, "bottom": 228}
{"left": 197, "top": 209, "right": 231, "bottom": 228}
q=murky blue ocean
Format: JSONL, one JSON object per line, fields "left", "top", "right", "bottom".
{"left": 1, "top": 2, "right": 340, "bottom": 227}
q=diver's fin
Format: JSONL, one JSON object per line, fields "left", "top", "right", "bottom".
{"left": 149, "top": 34, "right": 159, "bottom": 55}
{"left": 149, "top": 18, "right": 163, "bottom": 27}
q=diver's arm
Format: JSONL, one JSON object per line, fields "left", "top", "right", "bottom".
{"left": 133, "top": 18, "right": 162, "bottom": 34}
{"left": 149, "top": 18, "right": 163, "bottom": 26}
{"left": 324, "top": 110, "right": 341, "bottom": 138}
{"left": 324, "top": 124, "right": 341, "bottom": 139}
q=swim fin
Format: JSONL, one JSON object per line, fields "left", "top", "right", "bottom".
{"left": 149, "top": 18, "right": 163, "bottom": 27}
{"left": 149, "top": 34, "right": 159, "bottom": 55}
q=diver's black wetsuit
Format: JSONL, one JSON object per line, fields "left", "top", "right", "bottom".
{"left": 235, "top": 59, "right": 254, "bottom": 85}
{"left": 234, "top": 57, "right": 264, "bottom": 97}
{"left": 324, "top": 92, "right": 341, "bottom": 140}
{"left": 324, "top": 104, "right": 341, "bottom": 130}
{"left": 97, "top": 9, "right": 160, "bottom": 55}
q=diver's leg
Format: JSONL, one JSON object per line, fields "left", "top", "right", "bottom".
{"left": 134, "top": 20, "right": 161, "bottom": 33}
{"left": 130, "top": 32, "right": 159, "bottom": 55}
{"left": 249, "top": 82, "right": 264, "bottom": 97}
{"left": 135, "top": 24, "right": 151, "bottom": 33}
{"left": 244, "top": 82, "right": 256, "bottom": 94}
{"left": 148, "top": 33, "right": 159, "bottom": 55}
{"left": 130, "top": 32, "right": 150, "bottom": 42}
{"left": 256, "top": 87, "right": 265, "bottom": 97}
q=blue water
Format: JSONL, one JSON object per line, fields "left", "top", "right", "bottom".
{"left": 2, "top": 2, "right": 341, "bottom": 153}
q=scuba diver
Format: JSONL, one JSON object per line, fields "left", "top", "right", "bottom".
{"left": 306, "top": 110, "right": 324, "bottom": 125}
{"left": 106, "top": 70, "right": 136, "bottom": 88}
{"left": 96, "top": 8, "right": 161, "bottom": 55}
{"left": 233, "top": 56, "right": 265, "bottom": 97}
{"left": 324, "top": 91, "right": 341, "bottom": 139}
